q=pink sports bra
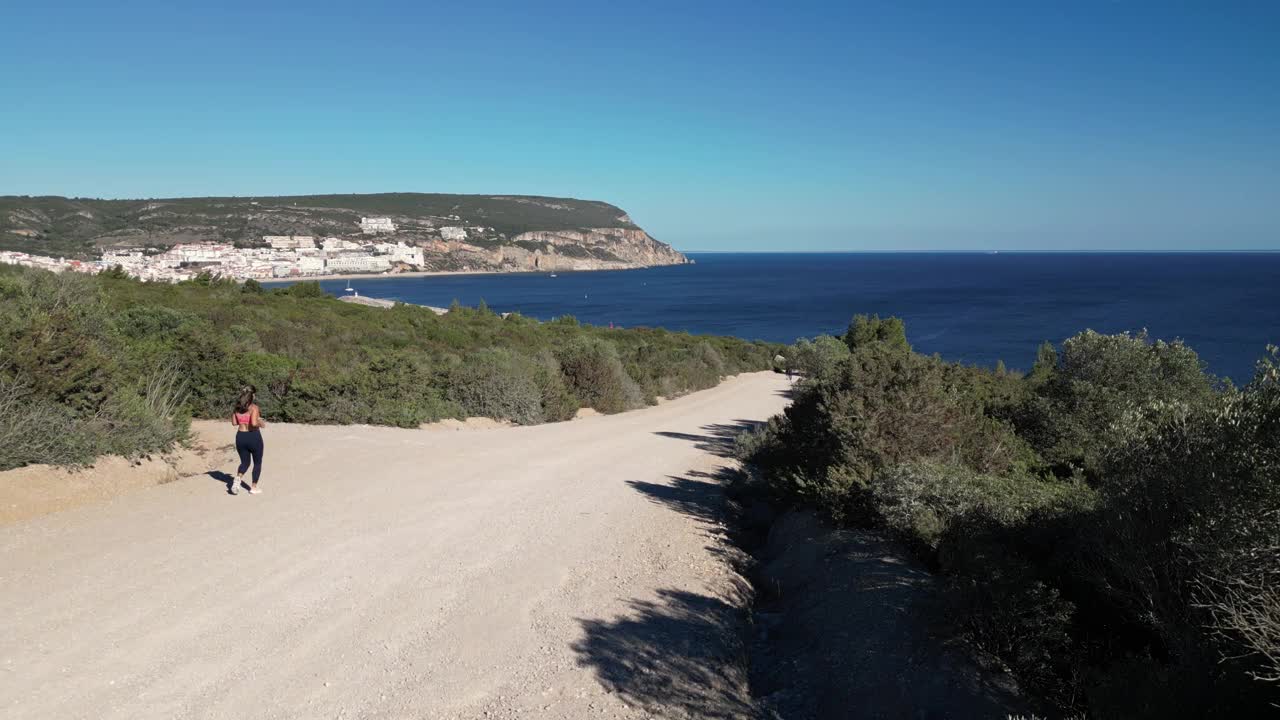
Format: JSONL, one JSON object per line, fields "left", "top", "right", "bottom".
{"left": 234, "top": 410, "right": 253, "bottom": 425}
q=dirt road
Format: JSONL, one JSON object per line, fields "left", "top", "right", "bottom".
{"left": 1, "top": 372, "right": 792, "bottom": 720}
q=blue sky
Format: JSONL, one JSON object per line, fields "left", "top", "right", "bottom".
{"left": 1, "top": 1, "right": 1277, "bottom": 251}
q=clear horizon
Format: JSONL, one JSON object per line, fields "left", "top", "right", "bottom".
{"left": 682, "top": 249, "right": 1280, "bottom": 254}
{"left": 2, "top": 2, "right": 1277, "bottom": 252}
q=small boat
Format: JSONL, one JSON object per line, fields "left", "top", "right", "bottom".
{"left": 549, "top": 273, "right": 557, "bottom": 278}
{"left": 344, "top": 281, "right": 355, "bottom": 293}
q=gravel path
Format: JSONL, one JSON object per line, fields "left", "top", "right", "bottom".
{"left": 1, "top": 372, "right": 792, "bottom": 720}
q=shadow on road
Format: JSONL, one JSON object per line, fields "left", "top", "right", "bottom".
{"left": 206, "top": 470, "right": 239, "bottom": 494}
{"left": 573, "top": 588, "right": 757, "bottom": 720}
{"left": 653, "top": 419, "right": 765, "bottom": 458}
{"left": 577, "top": 419, "right": 767, "bottom": 718}
{"left": 627, "top": 470, "right": 734, "bottom": 529}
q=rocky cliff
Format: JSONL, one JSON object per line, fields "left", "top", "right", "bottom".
{"left": 0, "top": 193, "right": 689, "bottom": 272}
{"left": 497, "top": 228, "right": 687, "bottom": 271}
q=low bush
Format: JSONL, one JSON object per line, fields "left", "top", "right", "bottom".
{"left": 529, "top": 350, "right": 580, "bottom": 422}
{"left": 785, "top": 335, "right": 848, "bottom": 381}
{"left": 447, "top": 349, "right": 546, "bottom": 425}
{"left": 0, "top": 369, "right": 190, "bottom": 471}
{"left": 93, "top": 382, "right": 191, "bottom": 458}
{"left": 0, "top": 377, "right": 97, "bottom": 469}
{"left": 0, "top": 264, "right": 776, "bottom": 468}
{"left": 869, "top": 461, "right": 1095, "bottom": 551}
{"left": 556, "top": 337, "right": 645, "bottom": 414}
{"left": 745, "top": 341, "right": 1036, "bottom": 520}
{"left": 843, "top": 313, "right": 910, "bottom": 354}
{"left": 1011, "top": 329, "right": 1216, "bottom": 479}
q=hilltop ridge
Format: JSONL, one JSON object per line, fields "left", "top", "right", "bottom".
{"left": 0, "top": 192, "right": 688, "bottom": 273}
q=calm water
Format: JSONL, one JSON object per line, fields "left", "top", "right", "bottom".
{"left": 304, "top": 253, "right": 1280, "bottom": 381}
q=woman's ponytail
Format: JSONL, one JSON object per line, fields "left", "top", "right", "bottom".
{"left": 235, "top": 385, "right": 257, "bottom": 414}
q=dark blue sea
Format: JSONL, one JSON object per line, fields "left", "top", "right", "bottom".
{"left": 301, "top": 253, "right": 1280, "bottom": 382}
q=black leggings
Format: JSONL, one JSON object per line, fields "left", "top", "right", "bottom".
{"left": 235, "top": 429, "right": 264, "bottom": 483}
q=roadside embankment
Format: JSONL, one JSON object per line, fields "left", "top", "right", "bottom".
{"left": 714, "top": 449, "right": 1029, "bottom": 718}
{"left": 740, "top": 509, "right": 1026, "bottom": 718}
{"left": 0, "top": 429, "right": 236, "bottom": 525}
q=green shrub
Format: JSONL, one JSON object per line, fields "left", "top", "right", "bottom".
{"left": 1013, "top": 329, "right": 1216, "bottom": 479}
{"left": 696, "top": 341, "right": 726, "bottom": 376}
{"left": 346, "top": 353, "right": 453, "bottom": 427}
{"left": 93, "top": 374, "right": 191, "bottom": 458}
{"left": 0, "top": 264, "right": 776, "bottom": 468}
{"left": 843, "top": 313, "right": 910, "bottom": 354}
{"left": 447, "top": 349, "right": 546, "bottom": 425}
{"left": 945, "top": 573, "right": 1077, "bottom": 703}
{"left": 0, "top": 377, "right": 97, "bottom": 470}
{"left": 870, "top": 461, "right": 1096, "bottom": 551}
{"left": 556, "top": 338, "right": 644, "bottom": 414}
{"left": 785, "top": 335, "right": 849, "bottom": 381}
{"left": 1194, "top": 358, "right": 1280, "bottom": 689}
{"left": 112, "top": 305, "right": 199, "bottom": 339}
{"left": 279, "top": 280, "right": 327, "bottom": 298}
{"left": 741, "top": 317, "right": 1280, "bottom": 715}
{"left": 226, "top": 324, "right": 263, "bottom": 353}
{"left": 746, "top": 341, "right": 1036, "bottom": 519}
{"left": 530, "top": 350, "right": 579, "bottom": 422}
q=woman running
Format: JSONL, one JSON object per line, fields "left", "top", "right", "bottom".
{"left": 231, "top": 385, "right": 267, "bottom": 495}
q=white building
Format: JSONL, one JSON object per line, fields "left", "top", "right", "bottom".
{"left": 325, "top": 255, "right": 391, "bottom": 273}
{"left": 372, "top": 241, "right": 424, "bottom": 266}
{"left": 298, "top": 256, "right": 326, "bottom": 274}
{"left": 171, "top": 243, "right": 231, "bottom": 263}
{"left": 439, "top": 226, "right": 467, "bottom": 241}
{"left": 264, "top": 235, "right": 316, "bottom": 250}
{"left": 391, "top": 244, "right": 423, "bottom": 266}
{"left": 360, "top": 217, "right": 397, "bottom": 234}
{"left": 102, "top": 249, "right": 145, "bottom": 264}
{"left": 323, "top": 237, "right": 363, "bottom": 251}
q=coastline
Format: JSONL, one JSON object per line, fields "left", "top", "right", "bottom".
{"left": 261, "top": 260, "right": 688, "bottom": 285}
{"left": 261, "top": 269, "right": 506, "bottom": 284}
{"left": 338, "top": 294, "right": 450, "bottom": 314}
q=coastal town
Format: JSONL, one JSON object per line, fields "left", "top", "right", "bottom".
{"left": 0, "top": 216, "right": 434, "bottom": 282}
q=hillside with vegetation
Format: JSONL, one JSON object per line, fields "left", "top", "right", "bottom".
{"left": 0, "top": 193, "right": 686, "bottom": 271}
{"left": 0, "top": 264, "right": 775, "bottom": 471}
{"left": 738, "top": 317, "right": 1280, "bottom": 717}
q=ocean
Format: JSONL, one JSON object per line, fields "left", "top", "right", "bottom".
{"left": 303, "top": 253, "right": 1280, "bottom": 382}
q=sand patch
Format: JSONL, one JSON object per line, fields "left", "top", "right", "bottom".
{"left": 0, "top": 457, "right": 178, "bottom": 525}
{"left": 0, "top": 429, "right": 238, "bottom": 526}
{"left": 420, "top": 417, "right": 516, "bottom": 432}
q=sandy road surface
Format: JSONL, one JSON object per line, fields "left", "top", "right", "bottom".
{"left": 1, "top": 372, "right": 792, "bottom": 720}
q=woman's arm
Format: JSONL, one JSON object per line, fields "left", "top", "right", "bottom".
{"left": 251, "top": 405, "right": 267, "bottom": 428}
